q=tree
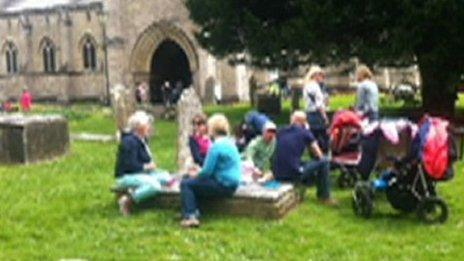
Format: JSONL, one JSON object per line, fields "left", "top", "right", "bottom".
{"left": 186, "top": 0, "right": 464, "bottom": 117}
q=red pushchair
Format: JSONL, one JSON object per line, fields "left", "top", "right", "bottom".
{"left": 330, "top": 110, "right": 364, "bottom": 187}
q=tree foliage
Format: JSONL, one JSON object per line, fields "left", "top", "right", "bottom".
{"left": 187, "top": 0, "right": 464, "bottom": 115}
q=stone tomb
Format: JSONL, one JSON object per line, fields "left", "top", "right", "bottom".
{"left": 153, "top": 182, "right": 300, "bottom": 219}
{"left": 113, "top": 180, "right": 300, "bottom": 219}
{"left": 0, "top": 115, "right": 70, "bottom": 164}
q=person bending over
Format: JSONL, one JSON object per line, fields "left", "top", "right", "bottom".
{"left": 180, "top": 114, "right": 242, "bottom": 228}
{"left": 272, "top": 111, "right": 337, "bottom": 205}
{"left": 236, "top": 110, "right": 272, "bottom": 151}
{"left": 114, "top": 111, "right": 171, "bottom": 216}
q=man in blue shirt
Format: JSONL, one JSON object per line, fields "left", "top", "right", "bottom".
{"left": 272, "top": 111, "right": 337, "bottom": 205}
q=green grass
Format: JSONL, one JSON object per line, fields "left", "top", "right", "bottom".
{"left": 1, "top": 100, "right": 463, "bottom": 260}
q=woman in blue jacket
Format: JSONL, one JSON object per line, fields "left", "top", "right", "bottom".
{"left": 180, "top": 114, "right": 242, "bottom": 228}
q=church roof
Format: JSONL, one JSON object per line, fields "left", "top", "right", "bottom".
{"left": 1, "top": 0, "right": 101, "bottom": 13}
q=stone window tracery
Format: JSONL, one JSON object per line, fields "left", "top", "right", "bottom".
{"left": 83, "top": 38, "right": 97, "bottom": 71}
{"left": 43, "top": 40, "right": 56, "bottom": 73}
{"left": 5, "top": 42, "right": 19, "bottom": 74}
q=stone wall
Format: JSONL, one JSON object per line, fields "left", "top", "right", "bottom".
{"left": 0, "top": 3, "right": 107, "bottom": 102}
{"left": 0, "top": 0, "right": 256, "bottom": 103}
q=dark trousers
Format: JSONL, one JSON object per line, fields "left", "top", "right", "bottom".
{"left": 180, "top": 177, "right": 237, "bottom": 219}
{"left": 366, "top": 110, "right": 379, "bottom": 122}
{"left": 301, "top": 158, "right": 331, "bottom": 199}
{"left": 307, "top": 111, "right": 329, "bottom": 153}
{"left": 276, "top": 158, "right": 331, "bottom": 200}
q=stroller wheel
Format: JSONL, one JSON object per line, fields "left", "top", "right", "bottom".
{"left": 338, "top": 169, "right": 357, "bottom": 188}
{"left": 352, "top": 182, "right": 374, "bottom": 218}
{"left": 417, "top": 197, "right": 448, "bottom": 224}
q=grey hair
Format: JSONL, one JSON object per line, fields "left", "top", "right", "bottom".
{"left": 127, "top": 111, "right": 154, "bottom": 132}
{"left": 291, "top": 110, "right": 307, "bottom": 124}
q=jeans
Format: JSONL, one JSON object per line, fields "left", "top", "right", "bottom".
{"left": 307, "top": 111, "right": 329, "bottom": 153}
{"left": 181, "top": 177, "right": 237, "bottom": 219}
{"left": 116, "top": 171, "right": 171, "bottom": 204}
{"left": 300, "top": 158, "right": 331, "bottom": 199}
{"left": 366, "top": 110, "right": 379, "bottom": 122}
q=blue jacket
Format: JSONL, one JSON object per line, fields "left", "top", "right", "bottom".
{"left": 199, "top": 137, "right": 242, "bottom": 188}
{"left": 115, "top": 133, "right": 152, "bottom": 177}
{"left": 245, "top": 111, "right": 271, "bottom": 135}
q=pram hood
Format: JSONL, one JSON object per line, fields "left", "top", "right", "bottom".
{"left": 330, "top": 110, "right": 363, "bottom": 151}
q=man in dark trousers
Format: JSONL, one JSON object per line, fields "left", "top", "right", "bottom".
{"left": 272, "top": 111, "right": 337, "bottom": 205}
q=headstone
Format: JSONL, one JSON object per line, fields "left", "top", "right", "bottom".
{"left": 0, "top": 114, "right": 69, "bottom": 164}
{"left": 204, "top": 77, "right": 216, "bottom": 104}
{"left": 177, "top": 88, "right": 203, "bottom": 171}
{"left": 110, "top": 84, "right": 136, "bottom": 133}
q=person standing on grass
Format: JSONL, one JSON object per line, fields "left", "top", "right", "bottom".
{"left": 188, "top": 114, "right": 212, "bottom": 167}
{"left": 180, "top": 114, "right": 242, "bottom": 228}
{"left": 355, "top": 65, "right": 379, "bottom": 122}
{"left": 114, "top": 111, "right": 172, "bottom": 216}
{"left": 304, "top": 65, "right": 330, "bottom": 153}
{"left": 20, "top": 88, "right": 32, "bottom": 112}
{"left": 272, "top": 111, "right": 338, "bottom": 206}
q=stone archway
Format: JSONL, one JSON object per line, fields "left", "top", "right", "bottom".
{"left": 130, "top": 22, "right": 199, "bottom": 103}
{"left": 149, "top": 40, "right": 192, "bottom": 103}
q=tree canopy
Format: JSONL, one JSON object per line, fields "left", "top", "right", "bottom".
{"left": 186, "top": 0, "right": 464, "bottom": 115}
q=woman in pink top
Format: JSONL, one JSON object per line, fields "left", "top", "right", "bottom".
{"left": 21, "top": 89, "right": 33, "bottom": 112}
{"left": 188, "top": 114, "right": 212, "bottom": 166}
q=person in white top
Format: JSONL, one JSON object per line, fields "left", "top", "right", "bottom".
{"left": 304, "top": 65, "right": 330, "bottom": 152}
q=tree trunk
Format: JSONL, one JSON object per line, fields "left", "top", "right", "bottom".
{"left": 291, "top": 87, "right": 302, "bottom": 111}
{"left": 418, "top": 58, "right": 457, "bottom": 119}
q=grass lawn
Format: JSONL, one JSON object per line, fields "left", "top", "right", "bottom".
{"left": 0, "top": 99, "right": 463, "bottom": 260}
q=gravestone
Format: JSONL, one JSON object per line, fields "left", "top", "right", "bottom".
{"left": 110, "top": 84, "right": 136, "bottom": 133}
{"left": 204, "top": 77, "right": 216, "bottom": 104}
{"left": 0, "top": 115, "right": 69, "bottom": 164}
{"left": 177, "top": 88, "right": 204, "bottom": 171}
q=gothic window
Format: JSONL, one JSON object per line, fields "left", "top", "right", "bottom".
{"left": 83, "top": 38, "right": 97, "bottom": 71}
{"left": 5, "top": 42, "right": 18, "bottom": 74}
{"left": 42, "top": 40, "right": 56, "bottom": 73}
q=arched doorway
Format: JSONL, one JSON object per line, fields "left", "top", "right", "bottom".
{"left": 130, "top": 22, "right": 199, "bottom": 105}
{"left": 150, "top": 40, "right": 192, "bottom": 103}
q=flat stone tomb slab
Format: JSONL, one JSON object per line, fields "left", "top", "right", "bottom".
{"left": 0, "top": 114, "right": 70, "bottom": 164}
{"left": 115, "top": 179, "right": 300, "bottom": 219}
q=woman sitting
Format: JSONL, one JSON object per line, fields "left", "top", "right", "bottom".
{"left": 114, "top": 111, "right": 171, "bottom": 216}
{"left": 180, "top": 114, "right": 242, "bottom": 228}
{"left": 188, "top": 114, "right": 212, "bottom": 166}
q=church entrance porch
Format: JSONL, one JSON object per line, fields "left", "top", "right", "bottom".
{"left": 150, "top": 40, "right": 192, "bottom": 104}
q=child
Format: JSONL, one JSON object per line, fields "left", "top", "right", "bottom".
{"left": 188, "top": 114, "right": 212, "bottom": 166}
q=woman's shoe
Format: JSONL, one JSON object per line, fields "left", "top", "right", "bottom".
{"left": 180, "top": 217, "right": 200, "bottom": 228}
{"left": 319, "top": 198, "right": 339, "bottom": 207}
{"left": 118, "top": 194, "right": 133, "bottom": 216}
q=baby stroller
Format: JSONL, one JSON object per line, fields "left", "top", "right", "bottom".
{"left": 330, "top": 110, "right": 364, "bottom": 188}
{"left": 352, "top": 116, "right": 457, "bottom": 223}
